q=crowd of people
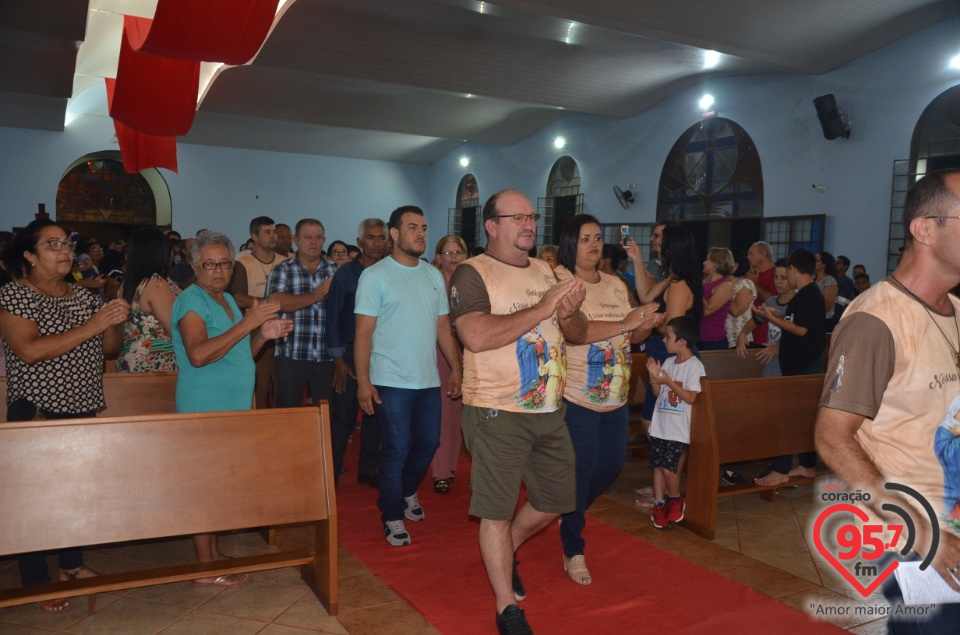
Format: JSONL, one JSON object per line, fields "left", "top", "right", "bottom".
{"left": 1, "top": 170, "right": 958, "bottom": 633}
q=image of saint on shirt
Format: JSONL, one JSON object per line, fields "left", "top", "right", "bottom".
{"left": 584, "top": 340, "right": 631, "bottom": 405}
{"left": 934, "top": 395, "right": 960, "bottom": 532}
{"left": 517, "top": 325, "right": 547, "bottom": 395}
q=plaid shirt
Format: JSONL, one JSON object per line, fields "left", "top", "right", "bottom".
{"left": 265, "top": 256, "right": 339, "bottom": 361}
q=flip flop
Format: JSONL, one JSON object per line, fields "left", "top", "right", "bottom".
{"left": 193, "top": 573, "right": 250, "bottom": 587}
{"left": 36, "top": 598, "right": 70, "bottom": 612}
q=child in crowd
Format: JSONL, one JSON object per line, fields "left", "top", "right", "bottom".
{"left": 736, "top": 259, "right": 795, "bottom": 377}
{"left": 853, "top": 272, "right": 870, "bottom": 297}
{"left": 645, "top": 316, "right": 706, "bottom": 529}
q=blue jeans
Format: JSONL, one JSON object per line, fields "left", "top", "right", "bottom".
{"left": 560, "top": 400, "right": 628, "bottom": 557}
{"left": 375, "top": 386, "right": 441, "bottom": 523}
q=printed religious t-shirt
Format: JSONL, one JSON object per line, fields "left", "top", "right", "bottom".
{"left": 556, "top": 267, "right": 633, "bottom": 411}
{"left": 449, "top": 254, "right": 564, "bottom": 413}
{"left": 820, "top": 280, "right": 960, "bottom": 545}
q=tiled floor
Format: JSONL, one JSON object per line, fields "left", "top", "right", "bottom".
{"left": 0, "top": 453, "right": 890, "bottom": 634}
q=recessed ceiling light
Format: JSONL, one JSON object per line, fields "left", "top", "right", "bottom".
{"left": 703, "top": 50, "right": 720, "bottom": 69}
{"left": 950, "top": 53, "right": 960, "bottom": 69}
{"left": 459, "top": 156, "right": 470, "bottom": 167}
{"left": 554, "top": 136, "right": 566, "bottom": 149}
{"left": 699, "top": 94, "right": 715, "bottom": 110}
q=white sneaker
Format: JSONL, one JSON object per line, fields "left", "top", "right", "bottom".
{"left": 384, "top": 520, "right": 411, "bottom": 546}
{"left": 404, "top": 493, "right": 424, "bottom": 521}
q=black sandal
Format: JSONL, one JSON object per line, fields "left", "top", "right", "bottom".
{"left": 434, "top": 478, "right": 450, "bottom": 494}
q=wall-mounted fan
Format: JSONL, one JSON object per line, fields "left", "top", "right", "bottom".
{"left": 613, "top": 185, "right": 635, "bottom": 210}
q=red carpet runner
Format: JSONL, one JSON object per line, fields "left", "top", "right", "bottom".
{"left": 336, "top": 446, "right": 841, "bottom": 634}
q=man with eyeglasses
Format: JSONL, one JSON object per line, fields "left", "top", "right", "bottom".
{"left": 817, "top": 169, "right": 960, "bottom": 632}
{"left": 326, "top": 218, "right": 388, "bottom": 488}
{"left": 449, "top": 189, "right": 587, "bottom": 635}
{"left": 231, "top": 216, "right": 289, "bottom": 409}
{"left": 264, "top": 218, "right": 338, "bottom": 411}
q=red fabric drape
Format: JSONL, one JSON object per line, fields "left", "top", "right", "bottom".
{"left": 139, "top": 0, "right": 282, "bottom": 65}
{"left": 110, "top": 16, "right": 200, "bottom": 137}
{"left": 105, "top": 78, "right": 178, "bottom": 174}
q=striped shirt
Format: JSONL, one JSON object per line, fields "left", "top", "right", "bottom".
{"left": 266, "top": 255, "right": 338, "bottom": 361}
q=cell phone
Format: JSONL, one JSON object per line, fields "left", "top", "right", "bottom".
{"left": 620, "top": 225, "right": 631, "bottom": 244}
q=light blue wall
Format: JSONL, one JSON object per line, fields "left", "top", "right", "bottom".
{"left": 0, "top": 111, "right": 430, "bottom": 248}
{"left": 1, "top": 16, "right": 958, "bottom": 277}
{"left": 427, "top": 17, "right": 960, "bottom": 277}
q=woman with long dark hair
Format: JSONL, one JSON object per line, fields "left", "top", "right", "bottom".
{"left": 116, "top": 227, "right": 181, "bottom": 372}
{"left": 554, "top": 214, "right": 662, "bottom": 586}
{"left": 0, "top": 219, "right": 129, "bottom": 611}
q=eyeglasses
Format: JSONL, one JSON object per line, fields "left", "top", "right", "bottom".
{"left": 330, "top": 250, "right": 348, "bottom": 257}
{"left": 924, "top": 215, "right": 960, "bottom": 221}
{"left": 578, "top": 236, "right": 603, "bottom": 244}
{"left": 440, "top": 250, "right": 465, "bottom": 256}
{"left": 200, "top": 260, "right": 234, "bottom": 270}
{"left": 493, "top": 213, "right": 541, "bottom": 224}
{"left": 40, "top": 239, "right": 77, "bottom": 252}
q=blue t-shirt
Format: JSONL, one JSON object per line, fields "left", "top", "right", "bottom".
{"left": 171, "top": 285, "right": 254, "bottom": 412}
{"left": 354, "top": 257, "right": 448, "bottom": 389}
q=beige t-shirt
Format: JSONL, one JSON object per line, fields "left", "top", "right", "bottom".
{"left": 557, "top": 268, "right": 633, "bottom": 412}
{"left": 232, "top": 252, "right": 289, "bottom": 299}
{"left": 450, "top": 254, "right": 565, "bottom": 413}
{"left": 820, "top": 280, "right": 960, "bottom": 541}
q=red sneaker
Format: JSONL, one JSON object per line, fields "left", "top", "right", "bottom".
{"left": 666, "top": 497, "right": 685, "bottom": 523}
{"left": 651, "top": 502, "right": 669, "bottom": 529}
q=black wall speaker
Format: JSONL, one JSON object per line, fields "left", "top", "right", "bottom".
{"left": 813, "top": 94, "right": 850, "bottom": 140}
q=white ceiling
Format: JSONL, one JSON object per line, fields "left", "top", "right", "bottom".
{"left": 1, "top": 0, "right": 957, "bottom": 163}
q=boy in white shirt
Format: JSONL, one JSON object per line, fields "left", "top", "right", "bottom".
{"left": 646, "top": 316, "right": 706, "bottom": 529}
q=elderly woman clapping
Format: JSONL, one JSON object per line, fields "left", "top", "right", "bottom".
{"left": 170, "top": 230, "right": 292, "bottom": 586}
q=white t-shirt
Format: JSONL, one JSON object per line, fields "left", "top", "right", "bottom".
{"left": 649, "top": 355, "right": 705, "bottom": 444}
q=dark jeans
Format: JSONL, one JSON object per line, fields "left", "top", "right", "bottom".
{"left": 769, "top": 357, "right": 824, "bottom": 474}
{"left": 7, "top": 402, "right": 91, "bottom": 586}
{"left": 375, "top": 386, "right": 441, "bottom": 523}
{"left": 274, "top": 356, "right": 334, "bottom": 408}
{"left": 329, "top": 349, "right": 380, "bottom": 478}
{"left": 560, "top": 400, "right": 627, "bottom": 557}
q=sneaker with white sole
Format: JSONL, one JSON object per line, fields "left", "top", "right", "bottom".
{"left": 404, "top": 493, "right": 424, "bottom": 521}
{"left": 384, "top": 520, "right": 411, "bottom": 546}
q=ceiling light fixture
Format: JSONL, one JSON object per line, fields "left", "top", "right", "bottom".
{"left": 951, "top": 53, "right": 960, "bottom": 69}
{"left": 703, "top": 50, "right": 720, "bottom": 69}
{"left": 459, "top": 156, "right": 470, "bottom": 167}
{"left": 699, "top": 94, "right": 715, "bottom": 110}
{"left": 554, "top": 136, "right": 566, "bottom": 149}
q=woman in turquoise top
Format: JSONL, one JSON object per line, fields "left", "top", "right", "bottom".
{"left": 171, "top": 231, "right": 292, "bottom": 585}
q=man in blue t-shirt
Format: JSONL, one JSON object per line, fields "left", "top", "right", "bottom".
{"left": 354, "top": 206, "right": 462, "bottom": 547}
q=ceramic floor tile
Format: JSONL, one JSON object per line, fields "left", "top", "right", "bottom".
{"left": 337, "top": 600, "right": 434, "bottom": 635}
{"left": 776, "top": 586, "right": 887, "bottom": 629}
{"left": 155, "top": 611, "right": 265, "bottom": 635}
{"left": 718, "top": 562, "right": 819, "bottom": 599}
{"left": 197, "top": 582, "right": 307, "bottom": 622}
{"left": 62, "top": 596, "right": 187, "bottom": 635}
{"left": 258, "top": 624, "right": 329, "bottom": 635}
{"left": 274, "top": 594, "right": 346, "bottom": 633}
{"left": 125, "top": 580, "right": 225, "bottom": 608}
{"left": 0, "top": 598, "right": 94, "bottom": 633}
{"left": 848, "top": 618, "right": 890, "bottom": 634}
{"left": 0, "top": 624, "right": 58, "bottom": 635}
{"left": 337, "top": 573, "right": 400, "bottom": 611}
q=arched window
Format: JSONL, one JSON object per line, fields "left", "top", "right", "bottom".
{"left": 56, "top": 151, "right": 171, "bottom": 243}
{"left": 657, "top": 117, "right": 766, "bottom": 257}
{"left": 448, "top": 174, "right": 481, "bottom": 249}
{"left": 888, "top": 84, "right": 960, "bottom": 271}
{"left": 538, "top": 156, "right": 583, "bottom": 246}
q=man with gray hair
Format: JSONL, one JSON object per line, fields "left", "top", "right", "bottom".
{"left": 326, "top": 218, "right": 388, "bottom": 487}
{"left": 746, "top": 240, "right": 776, "bottom": 346}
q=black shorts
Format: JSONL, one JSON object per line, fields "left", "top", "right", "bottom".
{"left": 648, "top": 436, "right": 689, "bottom": 473}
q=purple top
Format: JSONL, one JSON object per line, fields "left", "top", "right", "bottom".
{"left": 701, "top": 278, "right": 732, "bottom": 342}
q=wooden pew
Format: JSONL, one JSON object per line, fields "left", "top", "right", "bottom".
{"left": 0, "top": 405, "right": 338, "bottom": 615}
{"left": 683, "top": 375, "right": 824, "bottom": 539}
{"left": 626, "top": 348, "right": 766, "bottom": 449}
{"left": 0, "top": 371, "right": 178, "bottom": 420}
